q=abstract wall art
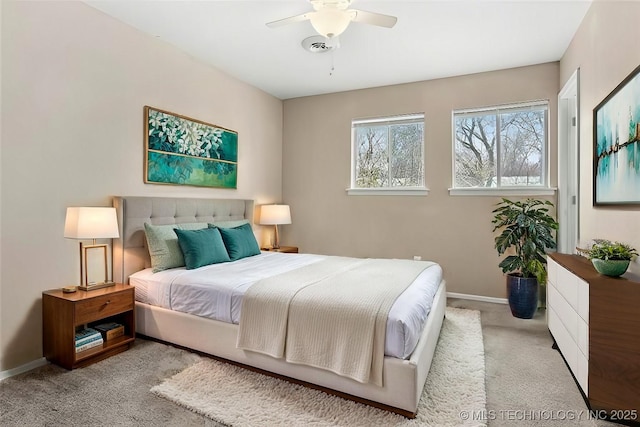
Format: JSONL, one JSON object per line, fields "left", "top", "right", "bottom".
{"left": 593, "top": 64, "right": 640, "bottom": 206}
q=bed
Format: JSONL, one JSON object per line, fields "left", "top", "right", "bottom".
{"left": 112, "top": 196, "right": 446, "bottom": 417}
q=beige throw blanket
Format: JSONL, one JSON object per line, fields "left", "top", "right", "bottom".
{"left": 237, "top": 257, "right": 435, "bottom": 386}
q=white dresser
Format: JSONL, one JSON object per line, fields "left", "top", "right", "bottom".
{"left": 546, "top": 253, "right": 640, "bottom": 421}
{"left": 547, "top": 256, "right": 589, "bottom": 394}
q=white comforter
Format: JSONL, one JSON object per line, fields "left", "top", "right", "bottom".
{"left": 129, "top": 251, "right": 442, "bottom": 359}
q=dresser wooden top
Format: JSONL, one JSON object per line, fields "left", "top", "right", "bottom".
{"left": 549, "top": 253, "right": 640, "bottom": 285}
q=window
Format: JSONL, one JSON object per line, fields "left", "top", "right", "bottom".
{"left": 452, "top": 101, "right": 550, "bottom": 194}
{"left": 350, "top": 114, "right": 426, "bottom": 195}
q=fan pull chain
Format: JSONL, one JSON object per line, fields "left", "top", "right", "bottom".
{"left": 329, "top": 50, "right": 335, "bottom": 76}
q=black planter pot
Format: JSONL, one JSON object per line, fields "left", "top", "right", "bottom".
{"left": 506, "top": 274, "right": 539, "bottom": 319}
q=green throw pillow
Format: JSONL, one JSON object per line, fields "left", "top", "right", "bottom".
{"left": 144, "top": 222, "right": 208, "bottom": 272}
{"left": 216, "top": 223, "right": 261, "bottom": 261}
{"left": 174, "top": 227, "right": 231, "bottom": 269}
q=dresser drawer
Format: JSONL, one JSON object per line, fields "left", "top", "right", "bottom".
{"left": 577, "top": 277, "right": 589, "bottom": 323}
{"left": 547, "top": 258, "right": 558, "bottom": 288}
{"left": 548, "top": 283, "right": 579, "bottom": 343}
{"left": 557, "top": 264, "right": 579, "bottom": 311}
{"left": 577, "top": 316, "right": 589, "bottom": 357}
{"left": 75, "top": 290, "right": 133, "bottom": 325}
{"left": 577, "top": 351, "right": 589, "bottom": 394}
{"left": 549, "top": 304, "right": 579, "bottom": 377}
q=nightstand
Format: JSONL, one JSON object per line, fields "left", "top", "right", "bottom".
{"left": 261, "top": 246, "right": 299, "bottom": 253}
{"left": 42, "top": 284, "right": 135, "bottom": 369}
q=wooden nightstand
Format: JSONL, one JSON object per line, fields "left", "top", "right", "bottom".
{"left": 43, "top": 284, "right": 135, "bottom": 369}
{"left": 261, "top": 246, "right": 299, "bottom": 253}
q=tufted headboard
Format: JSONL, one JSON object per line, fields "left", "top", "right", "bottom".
{"left": 112, "top": 196, "right": 254, "bottom": 283}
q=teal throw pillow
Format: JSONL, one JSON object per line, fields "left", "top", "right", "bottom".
{"left": 174, "top": 227, "right": 230, "bottom": 269}
{"left": 209, "top": 219, "right": 250, "bottom": 229}
{"left": 216, "top": 223, "right": 261, "bottom": 261}
{"left": 144, "top": 222, "right": 208, "bottom": 272}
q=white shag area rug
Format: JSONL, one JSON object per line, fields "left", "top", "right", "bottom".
{"left": 151, "top": 307, "right": 486, "bottom": 427}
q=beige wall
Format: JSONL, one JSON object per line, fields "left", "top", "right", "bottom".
{"left": 0, "top": 1, "right": 283, "bottom": 371}
{"left": 282, "top": 63, "right": 559, "bottom": 299}
{"left": 560, "top": 1, "right": 640, "bottom": 276}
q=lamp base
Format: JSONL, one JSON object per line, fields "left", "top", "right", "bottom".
{"left": 79, "top": 281, "right": 116, "bottom": 291}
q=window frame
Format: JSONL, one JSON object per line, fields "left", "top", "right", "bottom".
{"left": 348, "top": 113, "right": 429, "bottom": 196}
{"left": 450, "top": 100, "right": 555, "bottom": 196}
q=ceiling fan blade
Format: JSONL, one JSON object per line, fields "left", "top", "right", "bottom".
{"left": 266, "top": 13, "right": 311, "bottom": 28}
{"left": 350, "top": 9, "right": 397, "bottom": 28}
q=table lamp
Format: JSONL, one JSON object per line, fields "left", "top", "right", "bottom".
{"left": 64, "top": 207, "right": 120, "bottom": 291}
{"left": 259, "top": 204, "right": 291, "bottom": 249}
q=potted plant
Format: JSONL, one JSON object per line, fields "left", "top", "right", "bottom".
{"left": 576, "top": 239, "right": 638, "bottom": 277}
{"left": 492, "top": 198, "right": 559, "bottom": 319}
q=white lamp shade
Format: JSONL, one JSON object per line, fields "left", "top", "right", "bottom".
{"left": 310, "top": 9, "right": 351, "bottom": 38}
{"left": 260, "top": 205, "right": 292, "bottom": 225}
{"left": 64, "top": 207, "right": 120, "bottom": 239}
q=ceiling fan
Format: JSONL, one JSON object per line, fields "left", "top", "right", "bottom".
{"left": 266, "top": 0, "right": 397, "bottom": 40}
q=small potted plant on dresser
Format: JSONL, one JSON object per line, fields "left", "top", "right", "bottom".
{"left": 492, "top": 198, "right": 559, "bottom": 319}
{"left": 576, "top": 239, "right": 638, "bottom": 277}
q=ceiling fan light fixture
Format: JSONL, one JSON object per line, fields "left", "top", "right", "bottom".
{"left": 301, "top": 35, "right": 337, "bottom": 53}
{"left": 309, "top": 9, "right": 351, "bottom": 38}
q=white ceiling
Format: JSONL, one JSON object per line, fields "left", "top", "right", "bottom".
{"left": 85, "top": 0, "right": 592, "bottom": 100}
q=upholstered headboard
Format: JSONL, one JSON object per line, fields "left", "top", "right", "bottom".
{"left": 112, "top": 196, "right": 255, "bottom": 283}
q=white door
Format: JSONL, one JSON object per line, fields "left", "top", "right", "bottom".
{"left": 557, "top": 69, "right": 580, "bottom": 253}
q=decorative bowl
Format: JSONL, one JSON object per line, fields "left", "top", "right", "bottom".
{"left": 591, "top": 259, "right": 630, "bottom": 277}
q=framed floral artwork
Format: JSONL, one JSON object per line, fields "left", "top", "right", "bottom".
{"left": 144, "top": 106, "right": 238, "bottom": 189}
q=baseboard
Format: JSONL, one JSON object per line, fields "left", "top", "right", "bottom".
{"left": 0, "top": 357, "right": 48, "bottom": 381}
{"left": 447, "top": 292, "right": 508, "bottom": 305}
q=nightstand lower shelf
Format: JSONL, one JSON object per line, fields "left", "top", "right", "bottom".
{"left": 74, "top": 334, "right": 135, "bottom": 366}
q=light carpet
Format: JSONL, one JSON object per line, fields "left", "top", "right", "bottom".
{"left": 151, "top": 307, "right": 486, "bottom": 427}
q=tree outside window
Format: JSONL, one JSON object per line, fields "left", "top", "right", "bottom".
{"left": 453, "top": 102, "right": 548, "bottom": 188}
{"left": 352, "top": 114, "right": 425, "bottom": 189}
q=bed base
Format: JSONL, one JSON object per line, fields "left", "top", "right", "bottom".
{"left": 135, "top": 279, "right": 446, "bottom": 417}
{"left": 114, "top": 195, "right": 447, "bottom": 417}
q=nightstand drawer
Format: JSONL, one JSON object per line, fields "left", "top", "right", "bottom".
{"left": 75, "top": 291, "right": 133, "bottom": 325}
